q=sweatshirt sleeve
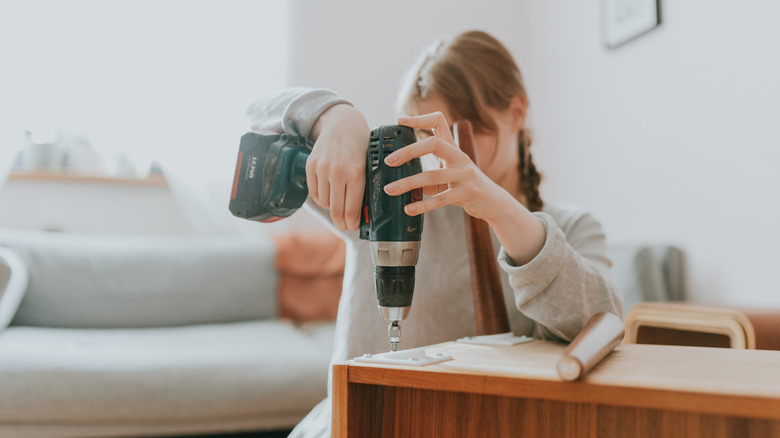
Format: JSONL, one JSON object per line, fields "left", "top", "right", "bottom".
{"left": 245, "top": 87, "right": 352, "bottom": 142}
{"left": 497, "top": 210, "right": 623, "bottom": 342}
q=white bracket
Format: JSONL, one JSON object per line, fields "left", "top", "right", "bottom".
{"left": 354, "top": 346, "right": 453, "bottom": 366}
{"left": 457, "top": 331, "right": 534, "bottom": 346}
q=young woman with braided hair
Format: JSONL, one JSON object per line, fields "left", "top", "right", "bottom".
{"left": 246, "top": 30, "right": 622, "bottom": 438}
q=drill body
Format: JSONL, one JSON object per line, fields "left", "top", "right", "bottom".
{"left": 359, "top": 126, "right": 423, "bottom": 351}
{"left": 230, "top": 125, "right": 422, "bottom": 351}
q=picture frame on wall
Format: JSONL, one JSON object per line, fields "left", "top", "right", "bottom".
{"left": 603, "top": 0, "right": 661, "bottom": 49}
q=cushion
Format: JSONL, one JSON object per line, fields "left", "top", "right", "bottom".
{"left": 608, "top": 245, "right": 667, "bottom": 315}
{"left": 648, "top": 245, "right": 686, "bottom": 301}
{"left": 0, "top": 247, "right": 27, "bottom": 331}
{"left": 0, "top": 229, "right": 277, "bottom": 328}
{"left": 272, "top": 230, "right": 345, "bottom": 323}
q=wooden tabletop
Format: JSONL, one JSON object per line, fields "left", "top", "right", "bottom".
{"left": 339, "top": 340, "right": 780, "bottom": 420}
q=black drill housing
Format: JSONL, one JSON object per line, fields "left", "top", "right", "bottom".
{"left": 359, "top": 125, "right": 422, "bottom": 311}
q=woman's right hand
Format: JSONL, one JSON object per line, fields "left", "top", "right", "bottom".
{"left": 307, "top": 104, "right": 370, "bottom": 231}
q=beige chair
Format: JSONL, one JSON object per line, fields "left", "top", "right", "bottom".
{"left": 625, "top": 302, "right": 780, "bottom": 350}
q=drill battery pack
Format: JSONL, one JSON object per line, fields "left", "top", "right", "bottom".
{"left": 229, "top": 132, "right": 310, "bottom": 222}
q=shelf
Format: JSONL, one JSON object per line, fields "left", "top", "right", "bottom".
{"left": 7, "top": 170, "right": 167, "bottom": 187}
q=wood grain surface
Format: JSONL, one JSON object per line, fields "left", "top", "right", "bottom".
{"left": 333, "top": 341, "right": 780, "bottom": 437}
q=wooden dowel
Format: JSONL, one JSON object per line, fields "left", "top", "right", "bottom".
{"left": 557, "top": 312, "right": 625, "bottom": 381}
{"left": 453, "top": 120, "right": 510, "bottom": 336}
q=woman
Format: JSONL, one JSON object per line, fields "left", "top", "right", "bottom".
{"left": 246, "top": 30, "right": 622, "bottom": 438}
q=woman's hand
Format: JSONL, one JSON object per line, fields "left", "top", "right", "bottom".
{"left": 383, "top": 112, "right": 516, "bottom": 223}
{"left": 307, "top": 104, "right": 370, "bottom": 231}
{"left": 386, "top": 112, "right": 546, "bottom": 265}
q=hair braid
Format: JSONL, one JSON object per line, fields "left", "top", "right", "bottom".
{"left": 519, "top": 129, "right": 544, "bottom": 212}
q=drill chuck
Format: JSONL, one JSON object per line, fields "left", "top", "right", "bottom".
{"left": 370, "top": 239, "right": 420, "bottom": 321}
{"left": 374, "top": 265, "right": 415, "bottom": 321}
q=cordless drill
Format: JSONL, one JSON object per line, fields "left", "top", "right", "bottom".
{"left": 229, "top": 125, "right": 423, "bottom": 352}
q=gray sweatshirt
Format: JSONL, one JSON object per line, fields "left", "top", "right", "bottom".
{"left": 246, "top": 88, "right": 623, "bottom": 438}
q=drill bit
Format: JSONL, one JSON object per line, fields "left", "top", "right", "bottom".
{"left": 388, "top": 321, "right": 401, "bottom": 352}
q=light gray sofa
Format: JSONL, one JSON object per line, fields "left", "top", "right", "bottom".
{"left": 0, "top": 229, "right": 335, "bottom": 438}
{"left": 0, "top": 227, "right": 684, "bottom": 438}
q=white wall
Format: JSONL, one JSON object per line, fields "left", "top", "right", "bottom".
{"left": 286, "top": 0, "right": 525, "bottom": 127}
{"left": 510, "top": 2, "right": 780, "bottom": 306}
{"left": 0, "top": 0, "right": 303, "bottom": 237}
{"left": 3, "top": 1, "right": 778, "bottom": 306}
{"left": 0, "top": 178, "right": 196, "bottom": 236}
{"left": 287, "top": 1, "right": 780, "bottom": 306}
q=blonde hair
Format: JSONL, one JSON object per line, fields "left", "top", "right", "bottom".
{"left": 396, "top": 30, "right": 543, "bottom": 212}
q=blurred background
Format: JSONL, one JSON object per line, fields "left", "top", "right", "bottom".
{"left": 1, "top": 0, "right": 779, "bottom": 307}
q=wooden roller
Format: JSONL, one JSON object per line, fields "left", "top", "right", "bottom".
{"left": 453, "top": 120, "right": 511, "bottom": 336}
{"left": 557, "top": 312, "right": 625, "bottom": 381}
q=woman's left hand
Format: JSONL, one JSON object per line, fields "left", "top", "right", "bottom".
{"left": 383, "top": 112, "right": 515, "bottom": 222}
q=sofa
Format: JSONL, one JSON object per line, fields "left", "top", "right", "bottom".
{"left": 0, "top": 228, "right": 344, "bottom": 438}
{"left": 0, "top": 225, "right": 685, "bottom": 438}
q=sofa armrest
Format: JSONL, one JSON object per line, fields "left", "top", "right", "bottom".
{"left": 0, "top": 229, "right": 277, "bottom": 328}
{"left": 0, "top": 247, "right": 28, "bottom": 332}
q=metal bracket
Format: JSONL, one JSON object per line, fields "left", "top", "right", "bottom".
{"left": 457, "top": 331, "right": 534, "bottom": 346}
{"left": 354, "top": 346, "right": 453, "bottom": 366}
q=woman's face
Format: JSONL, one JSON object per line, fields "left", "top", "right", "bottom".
{"left": 414, "top": 95, "right": 523, "bottom": 187}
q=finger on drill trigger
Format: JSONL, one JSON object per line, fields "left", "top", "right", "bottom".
{"left": 317, "top": 176, "right": 330, "bottom": 209}
{"left": 330, "top": 183, "right": 347, "bottom": 230}
{"left": 397, "top": 112, "right": 455, "bottom": 145}
{"left": 305, "top": 160, "right": 318, "bottom": 202}
{"left": 344, "top": 179, "right": 364, "bottom": 230}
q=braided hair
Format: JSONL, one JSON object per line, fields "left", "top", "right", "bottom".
{"left": 519, "top": 128, "right": 543, "bottom": 212}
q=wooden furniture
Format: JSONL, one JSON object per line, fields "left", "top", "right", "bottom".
{"left": 625, "top": 302, "right": 780, "bottom": 350}
{"left": 333, "top": 340, "right": 780, "bottom": 437}
{"left": 453, "top": 120, "right": 510, "bottom": 335}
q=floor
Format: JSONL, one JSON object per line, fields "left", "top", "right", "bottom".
{"left": 177, "top": 430, "right": 292, "bottom": 438}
